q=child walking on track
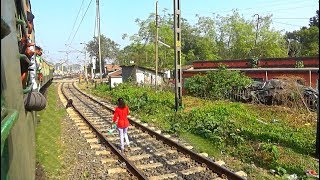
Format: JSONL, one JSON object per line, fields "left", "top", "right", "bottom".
{"left": 112, "top": 98, "right": 130, "bottom": 153}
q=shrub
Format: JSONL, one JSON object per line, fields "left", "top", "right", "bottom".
{"left": 185, "top": 66, "right": 252, "bottom": 99}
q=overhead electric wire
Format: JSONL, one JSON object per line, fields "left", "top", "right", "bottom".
{"left": 70, "top": 0, "right": 93, "bottom": 45}
{"left": 183, "top": 0, "right": 310, "bottom": 15}
{"left": 67, "top": 0, "right": 85, "bottom": 43}
{"left": 253, "top": 5, "right": 315, "bottom": 15}
{"left": 273, "top": 21, "right": 304, "bottom": 27}
{"left": 273, "top": 18, "right": 310, "bottom": 19}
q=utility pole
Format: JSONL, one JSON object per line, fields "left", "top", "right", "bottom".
{"left": 96, "top": 0, "right": 102, "bottom": 83}
{"left": 80, "top": 42, "right": 88, "bottom": 82}
{"left": 254, "top": 14, "right": 261, "bottom": 47}
{"left": 84, "top": 51, "right": 88, "bottom": 81}
{"left": 174, "top": 0, "right": 182, "bottom": 111}
{"left": 59, "top": 60, "right": 67, "bottom": 75}
{"left": 317, "top": 78, "right": 319, "bottom": 158}
{"left": 155, "top": 0, "right": 159, "bottom": 89}
{"left": 66, "top": 52, "right": 69, "bottom": 74}
{"left": 58, "top": 50, "right": 70, "bottom": 75}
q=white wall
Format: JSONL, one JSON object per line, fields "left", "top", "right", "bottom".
{"left": 136, "top": 72, "right": 144, "bottom": 84}
{"left": 110, "top": 77, "right": 122, "bottom": 88}
{"left": 136, "top": 69, "right": 163, "bottom": 85}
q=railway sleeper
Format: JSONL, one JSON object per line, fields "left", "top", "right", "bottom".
{"left": 166, "top": 157, "right": 190, "bottom": 165}
{"left": 130, "top": 132, "right": 149, "bottom": 138}
{"left": 180, "top": 166, "right": 206, "bottom": 176}
{"left": 86, "top": 138, "right": 99, "bottom": 143}
{"left": 154, "top": 149, "right": 177, "bottom": 156}
{"left": 90, "top": 144, "right": 102, "bottom": 149}
{"left": 128, "top": 154, "right": 151, "bottom": 161}
{"left": 73, "top": 119, "right": 83, "bottom": 123}
{"left": 75, "top": 122, "right": 87, "bottom": 126}
{"left": 96, "top": 150, "right": 111, "bottom": 156}
{"left": 101, "top": 158, "right": 118, "bottom": 164}
{"left": 136, "top": 162, "right": 163, "bottom": 170}
{"left": 107, "top": 167, "right": 127, "bottom": 174}
{"left": 105, "top": 136, "right": 120, "bottom": 141}
{"left": 84, "top": 134, "right": 96, "bottom": 138}
{"left": 78, "top": 126, "right": 90, "bottom": 130}
{"left": 80, "top": 129, "right": 92, "bottom": 134}
{"left": 136, "top": 137, "right": 155, "bottom": 143}
{"left": 149, "top": 173, "right": 178, "bottom": 180}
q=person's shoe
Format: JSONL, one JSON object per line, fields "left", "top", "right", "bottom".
{"left": 120, "top": 149, "right": 125, "bottom": 154}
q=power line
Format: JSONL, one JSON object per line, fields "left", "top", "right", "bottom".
{"left": 273, "top": 21, "right": 303, "bottom": 27}
{"left": 273, "top": 18, "right": 310, "bottom": 19}
{"left": 255, "top": 5, "right": 315, "bottom": 15}
{"left": 183, "top": 0, "right": 310, "bottom": 15}
{"left": 67, "top": 0, "right": 85, "bottom": 43}
{"left": 225, "top": 0, "right": 306, "bottom": 14}
{"left": 70, "top": 0, "right": 93, "bottom": 45}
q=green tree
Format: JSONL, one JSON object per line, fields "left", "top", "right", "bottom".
{"left": 285, "top": 11, "right": 319, "bottom": 57}
{"left": 86, "top": 34, "right": 119, "bottom": 73}
{"left": 253, "top": 15, "right": 287, "bottom": 58}
{"left": 119, "top": 11, "right": 177, "bottom": 71}
{"left": 215, "top": 11, "right": 286, "bottom": 59}
{"left": 182, "top": 16, "right": 219, "bottom": 63}
{"left": 120, "top": 9, "right": 289, "bottom": 69}
{"left": 309, "top": 10, "right": 319, "bottom": 27}
{"left": 215, "top": 11, "right": 255, "bottom": 59}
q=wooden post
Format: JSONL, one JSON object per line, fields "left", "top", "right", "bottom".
{"left": 309, "top": 70, "right": 312, "bottom": 87}
{"left": 265, "top": 71, "right": 268, "bottom": 81}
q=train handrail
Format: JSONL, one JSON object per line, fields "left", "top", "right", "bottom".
{"left": 1, "top": 109, "right": 19, "bottom": 156}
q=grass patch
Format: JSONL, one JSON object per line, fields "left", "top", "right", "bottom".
{"left": 180, "top": 132, "right": 275, "bottom": 179}
{"left": 79, "top": 82, "right": 319, "bottom": 178}
{"left": 36, "top": 83, "right": 66, "bottom": 178}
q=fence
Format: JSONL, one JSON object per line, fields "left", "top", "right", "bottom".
{"left": 226, "top": 88, "right": 318, "bottom": 112}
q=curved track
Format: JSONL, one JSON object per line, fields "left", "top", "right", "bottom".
{"left": 59, "top": 82, "right": 245, "bottom": 180}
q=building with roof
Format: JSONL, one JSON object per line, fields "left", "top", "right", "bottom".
{"left": 105, "top": 64, "right": 121, "bottom": 74}
{"left": 121, "top": 65, "right": 166, "bottom": 85}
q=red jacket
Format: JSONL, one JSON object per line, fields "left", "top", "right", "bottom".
{"left": 112, "top": 106, "right": 130, "bottom": 128}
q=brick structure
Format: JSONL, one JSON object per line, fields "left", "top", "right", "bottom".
{"left": 192, "top": 56, "right": 319, "bottom": 69}
{"left": 183, "top": 56, "right": 319, "bottom": 89}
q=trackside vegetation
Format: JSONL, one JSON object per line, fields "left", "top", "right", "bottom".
{"left": 184, "top": 66, "right": 252, "bottom": 99}
{"left": 79, "top": 81, "right": 318, "bottom": 179}
{"left": 36, "top": 83, "right": 66, "bottom": 178}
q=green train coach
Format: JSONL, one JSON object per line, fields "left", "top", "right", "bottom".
{"left": 1, "top": 0, "right": 54, "bottom": 179}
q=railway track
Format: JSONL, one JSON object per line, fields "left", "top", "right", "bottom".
{"left": 59, "top": 82, "right": 246, "bottom": 180}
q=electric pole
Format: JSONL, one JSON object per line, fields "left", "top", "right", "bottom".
{"left": 155, "top": 0, "right": 159, "bottom": 89}
{"left": 58, "top": 50, "right": 70, "bottom": 75}
{"left": 80, "top": 42, "right": 88, "bottom": 82}
{"left": 317, "top": 79, "right": 319, "bottom": 158}
{"left": 174, "top": 0, "right": 182, "bottom": 111}
{"left": 254, "top": 14, "right": 261, "bottom": 46}
{"left": 96, "top": 0, "right": 102, "bottom": 83}
{"left": 84, "top": 51, "right": 88, "bottom": 82}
